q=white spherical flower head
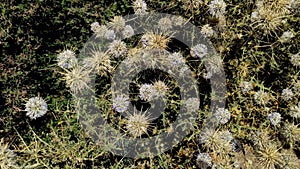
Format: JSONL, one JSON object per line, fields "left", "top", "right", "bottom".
{"left": 168, "top": 52, "right": 185, "bottom": 67}
{"left": 201, "top": 24, "right": 214, "bottom": 38}
{"left": 208, "top": 0, "right": 227, "bottom": 18}
{"left": 190, "top": 44, "right": 208, "bottom": 58}
{"left": 132, "top": 0, "right": 147, "bottom": 15}
{"left": 196, "top": 153, "right": 212, "bottom": 168}
{"left": 153, "top": 81, "right": 168, "bottom": 98}
{"left": 108, "top": 40, "right": 128, "bottom": 58}
{"left": 57, "top": 49, "right": 77, "bottom": 69}
{"left": 90, "top": 22, "right": 100, "bottom": 33}
{"left": 268, "top": 112, "right": 281, "bottom": 126}
{"left": 290, "top": 53, "right": 300, "bottom": 67}
{"left": 139, "top": 84, "right": 157, "bottom": 101}
{"left": 158, "top": 17, "right": 173, "bottom": 32}
{"left": 251, "top": 11, "right": 260, "bottom": 21}
{"left": 215, "top": 108, "right": 231, "bottom": 124}
{"left": 122, "top": 25, "right": 134, "bottom": 38}
{"left": 185, "top": 98, "right": 200, "bottom": 112}
{"left": 113, "top": 95, "right": 130, "bottom": 113}
{"left": 104, "top": 29, "right": 116, "bottom": 40}
{"left": 239, "top": 81, "right": 253, "bottom": 93}
{"left": 281, "top": 88, "right": 294, "bottom": 101}
{"left": 25, "top": 97, "right": 48, "bottom": 119}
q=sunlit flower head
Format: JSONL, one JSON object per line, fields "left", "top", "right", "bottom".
{"left": 57, "top": 49, "right": 77, "bottom": 69}
{"left": 25, "top": 97, "right": 48, "bottom": 119}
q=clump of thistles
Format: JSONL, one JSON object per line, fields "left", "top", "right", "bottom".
{"left": 25, "top": 97, "right": 48, "bottom": 119}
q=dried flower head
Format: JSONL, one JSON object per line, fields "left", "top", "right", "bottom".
{"left": 126, "top": 110, "right": 152, "bottom": 138}
{"left": 122, "top": 25, "right": 134, "bottom": 38}
{"left": 82, "top": 50, "right": 113, "bottom": 77}
{"left": 254, "top": 91, "right": 271, "bottom": 105}
{"left": 25, "top": 97, "right": 48, "bottom": 119}
{"left": 208, "top": 0, "right": 227, "bottom": 18}
{"left": 0, "top": 139, "right": 17, "bottom": 169}
{"left": 112, "top": 95, "right": 130, "bottom": 113}
{"left": 62, "top": 65, "right": 91, "bottom": 93}
{"left": 201, "top": 24, "right": 214, "bottom": 38}
{"left": 215, "top": 108, "right": 231, "bottom": 124}
{"left": 57, "top": 49, "right": 77, "bottom": 69}
{"left": 108, "top": 40, "right": 128, "bottom": 58}
{"left": 141, "top": 32, "right": 171, "bottom": 49}
{"left": 91, "top": 22, "right": 108, "bottom": 38}
{"left": 190, "top": 44, "right": 208, "bottom": 58}
{"left": 268, "top": 112, "right": 281, "bottom": 126}
{"left": 153, "top": 80, "right": 168, "bottom": 98}
{"left": 132, "top": 0, "right": 147, "bottom": 15}
{"left": 108, "top": 16, "right": 126, "bottom": 32}
{"left": 281, "top": 88, "right": 293, "bottom": 101}
{"left": 255, "top": 142, "right": 283, "bottom": 169}
{"left": 290, "top": 53, "right": 300, "bottom": 67}
{"left": 196, "top": 153, "right": 212, "bottom": 168}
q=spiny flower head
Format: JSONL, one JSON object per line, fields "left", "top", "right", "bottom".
{"left": 281, "top": 88, "right": 294, "bottom": 101}
{"left": 57, "top": 49, "right": 77, "bottom": 69}
{"left": 132, "top": 0, "right": 147, "bottom": 15}
{"left": 25, "top": 97, "right": 47, "bottom": 119}
{"left": 108, "top": 40, "right": 128, "bottom": 58}
{"left": 196, "top": 153, "right": 212, "bottom": 168}
{"left": 108, "top": 16, "right": 126, "bottom": 32}
{"left": 62, "top": 65, "right": 91, "bottom": 94}
{"left": 215, "top": 108, "right": 231, "bottom": 124}
{"left": 208, "top": 0, "right": 227, "bottom": 18}
{"left": 255, "top": 142, "right": 283, "bottom": 169}
{"left": 190, "top": 43, "right": 208, "bottom": 58}
{"left": 90, "top": 22, "right": 108, "bottom": 38}
{"left": 112, "top": 95, "right": 130, "bottom": 113}
{"left": 167, "top": 52, "right": 186, "bottom": 68}
{"left": 82, "top": 50, "right": 113, "bottom": 77}
{"left": 281, "top": 123, "right": 300, "bottom": 147}
{"left": 126, "top": 110, "right": 152, "bottom": 138}
{"left": 153, "top": 80, "right": 168, "bottom": 98}
{"left": 254, "top": 90, "right": 271, "bottom": 105}
{"left": 268, "top": 112, "right": 281, "bottom": 126}
{"left": 141, "top": 32, "right": 171, "bottom": 49}
{"left": 201, "top": 24, "right": 214, "bottom": 38}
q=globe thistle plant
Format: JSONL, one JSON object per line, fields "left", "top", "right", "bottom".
{"left": 208, "top": 0, "right": 227, "bottom": 18}
{"left": 268, "top": 112, "right": 281, "bottom": 126}
{"left": 254, "top": 90, "right": 271, "bottom": 105}
{"left": 153, "top": 80, "right": 168, "bottom": 98}
{"left": 25, "top": 96, "right": 48, "bottom": 119}
{"left": 112, "top": 95, "right": 130, "bottom": 113}
{"left": 190, "top": 43, "right": 208, "bottom": 58}
{"left": 255, "top": 142, "right": 283, "bottom": 169}
{"left": 141, "top": 32, "right": 171, "bottom": 49}
{"left": 57, "top": 49, "right": 77, "bottom": 69}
